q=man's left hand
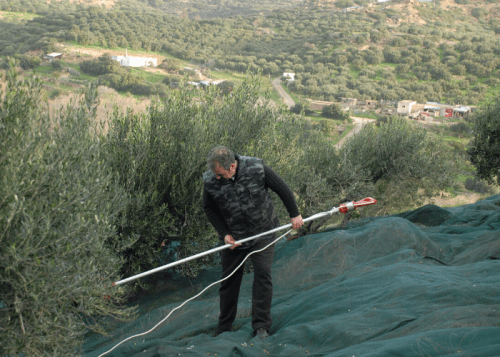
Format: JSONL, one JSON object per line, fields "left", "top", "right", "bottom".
{"left": 291, "top": 215, "right": 304, "bottom": 230}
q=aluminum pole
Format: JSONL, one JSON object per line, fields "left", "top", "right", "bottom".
{"left": 113, "top": 197, "right": 376, "bottom": 286}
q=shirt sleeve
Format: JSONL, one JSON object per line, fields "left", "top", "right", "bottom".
{"left": 264, "top": 164, "right": 301, "bottom": 218}
{"left": 202, "top": 185, "right": 231, "bottom": 239}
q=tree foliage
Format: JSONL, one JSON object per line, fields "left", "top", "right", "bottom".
{"left": 322, "top": 103, "right": 349, "bottom": 120}
{"left": 1, "top": 0, "right": 500, "bottom": 104}
{"left": 467, "top": 100, "right": 500, "bottom": 186}
{"left": 104, "top": 76, "right": 310, "bottom": 287}
{"left": 0, "top": 64, "right": 136, "bottom": 356}
{"left": 340, "top": 118, "right": 455, "bottom": 214}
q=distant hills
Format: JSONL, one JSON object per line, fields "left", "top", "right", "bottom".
{"left": 1, "top": 0, "right": 500, "bottom": 105}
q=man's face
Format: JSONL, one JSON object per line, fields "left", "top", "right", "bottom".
{"left": 213, "top": 162, "right": 237, "bottom": 180}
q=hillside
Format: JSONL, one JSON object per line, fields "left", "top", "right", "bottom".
{"left": 2, "top": 0, "right": 500, "bottom": 106}
{"left": 83, "top": 194, "right": 500, "bottom": 357}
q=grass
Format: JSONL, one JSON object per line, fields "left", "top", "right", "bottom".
{"left": 129, "top": 68, "right": 165, "bottom": 84}
{"left": 67, "top": 41, "right": 165, "bottom": 57}
{"left": 210, "top": 69, "right": 248, "bottom": 82}
{"left": 351, "top": 111, "right": 378, "bottom": 119}
{"left": 33, "top": 65, "right": 54, "bottom": 75}
{"left": 0, "top": 11, "right": 40, "bottom": 22}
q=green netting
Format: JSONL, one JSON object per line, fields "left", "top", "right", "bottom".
{"left": 83, "top": 194, "right": 500, "bottom": 357}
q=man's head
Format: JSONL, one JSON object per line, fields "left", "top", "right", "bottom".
{"left": 207, "top": 146, "right": 237, "bottom": 180}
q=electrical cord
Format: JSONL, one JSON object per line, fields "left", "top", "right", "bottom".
{"left": 98, "top": 229, "right": 292, "bottom": 357}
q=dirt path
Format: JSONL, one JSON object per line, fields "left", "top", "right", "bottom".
{"left": 272, "top": 77, "right": 295, "bottom": 109}
{"left": 334, "top": 117, "right": 375, "bottom": 149}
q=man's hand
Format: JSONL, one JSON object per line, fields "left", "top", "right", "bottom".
{"left": 224, "top": 235, "right": 241, "bottom": 250}
{"left": 291, "top": 215, "right": 304, "bottom": 230}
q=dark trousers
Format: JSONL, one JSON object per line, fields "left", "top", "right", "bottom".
{"left": 217, "top": 235, "right": 275, "bottom": 335}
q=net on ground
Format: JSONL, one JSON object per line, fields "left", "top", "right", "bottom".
{"left": 83, "top": 194, "right": 500, "bottom": 357}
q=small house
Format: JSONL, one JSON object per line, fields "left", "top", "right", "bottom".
{"left": 341, "top": 98, "right": 357, "bottom": 111}
{"left": 111, "top": 50, "right": 157, "bottom": 68}
{"left": 397, "top": 100, "right": 416, "bottom": 115}
{"left": 283, "top": 72, "right": 295, "bottom": 82}
{"left": 365, "top": 100, "right": 378, "bottom": 110}
{"left": 453, "top": 106, "right": 471, "bottom": 118}
{"left": 43, "top": 52, "right": 63, "bottom": 62}
{"left": 423, "top": 104, "right": 441, "bottom": 117}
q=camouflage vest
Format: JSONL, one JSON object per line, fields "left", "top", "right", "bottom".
{"left": 203, "top": 155, "right": 279, "bottom": 246}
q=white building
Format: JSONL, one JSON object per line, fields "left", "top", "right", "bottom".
{"left": 43, "top": 52, "right": 63, "bottom": 61}
{"left": 111, "top": 50, "right": 157, "bottom": 67}
{"left": 200, "top": 79, "right": 224, "bottom": 87}
{"left": 397, "top": 100, "right": 416, "bottom": 115}
{"left": 283, "top": 72, "right": 295, "bottom": 82}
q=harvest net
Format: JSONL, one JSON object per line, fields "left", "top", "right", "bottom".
{"left": 83, "top": 194, "right": 500, "bottom": 357}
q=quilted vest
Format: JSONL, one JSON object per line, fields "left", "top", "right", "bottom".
{"left": 203, "top": 155, "right": 279, "bottom": 246}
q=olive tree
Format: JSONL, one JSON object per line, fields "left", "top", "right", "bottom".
{"left": 340, "top": 118, "right": 456, "bottom": 214}
{"left": 104, "top": 76, "right": 309, "bottom": 287}
{"left": 0, "top": 66, "right": 136, "bottom": 357}
{"left": 467, "top": 100, "right": 500, "bottom": 186}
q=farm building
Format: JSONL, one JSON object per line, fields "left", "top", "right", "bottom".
{"left": 283, "top": 72, "right": 295, "bottom": 82}
{"left": 397, "top": 100, "right": 416, "bottom": 115}
{"left": 43, "top": 52, "right": 63, "bottom": 61}
{"left": 111, "top": 50, "right": 157, "bottom": 67}
{"left": 423, "top": 102, "right": 456, "bottom": 118}
{"left": 341, "top": 98, "right": 357, "bottom": 111}
{"left": 453, "top": 106, "right": 471, "bottom": 118}
{"left": 200, "top": 79, "right": 224, "bottom": 87}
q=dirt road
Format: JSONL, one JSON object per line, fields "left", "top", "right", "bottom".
{"left": 272, "top": 77, "right": 295, "bottom": 109}
{"left": 334, "top": 117, "right": 375, "bottom": 149}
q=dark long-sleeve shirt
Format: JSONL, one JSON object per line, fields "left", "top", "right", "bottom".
{"left": 203, "top": 163, "right": 300, "bottom": 239}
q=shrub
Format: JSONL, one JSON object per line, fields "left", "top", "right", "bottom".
{"left": 322, "top": 103, "right": 349, "bottom": 120}
{"left": 130, "top": 82, "right": 152, "bottom": 96}
{"left": 150, "top": 82, "right": 168, "bottom": 97}
{"left": 80, "top": 54, "right": 122, "bottom": 76}
{"left": 391, "top": 37, "right": 407, "bottom": 47}
{"left": 450, "top": 122, "right": 472, "bottom": 135}
{"left": 0, "top": 64, "right": 136, "bottom": 356}
{"left": 376, "top": 115, "right": 389, "bottom": 126}
{"left": 51, "top": 60, "right": 62, "bottom": 70}
{"left": 217, "top": 80, "right": 235, "bottom": 95}
{"left": 335, "top": 0, "right": 354, "bottom": 8}
{"left": 467, "top": 100, "right": 500, "bottom": 186}
{"left": 162, "top": 74, "right": 182, "bottom": 85}
{"left": 159, "top": 58, "right": 182, "bottom": 71}
{"left": 17, "top": 55, "right": 41, "bottom": 70}
{"left": 290, "top": 103, "right": 314, "bottom": 115}
{"left": 342, "top": 117, "right": 455, "bottom": 214}
{"left": 464, "top": 177, "right": 492, "bottom": 194}
{"left": 105, "top": 76, "right": 317, "bottom": 286}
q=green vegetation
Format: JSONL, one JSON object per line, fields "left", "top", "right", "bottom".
{"left": 1, "top": 0, "right": 500, "bottom": 106}
{"left": 1, "top": 1, "right": 500, "bottom": 354}
{"left": 468, "top": 100, "right": 500, "bottom": 186}
{"left": 0, "top": 64, "right": 136, "bottom": 357}
{"left": 0, "top": 10, "right": 40, "bottom": 22}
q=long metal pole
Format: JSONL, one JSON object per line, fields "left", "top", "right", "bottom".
{"left": 113, "top": 198, "right": 376, "bottom": 286}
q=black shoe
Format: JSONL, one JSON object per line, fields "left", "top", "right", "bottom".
{"left": 254, "top": 328, "right": 269, "bottom": 339}
{"left": 215, "top": 327, "right": 231, "bottom": 337}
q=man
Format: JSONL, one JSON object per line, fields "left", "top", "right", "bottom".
{"left": 202, "top": 146, "right": 304, "bottom": 339}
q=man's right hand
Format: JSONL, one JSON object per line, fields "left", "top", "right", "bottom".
{"left": 224, "top": 235, "right": 241, "bottom": 250}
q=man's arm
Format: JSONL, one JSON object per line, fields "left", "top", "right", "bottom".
{"left": 202, "top": 186, "right": 241, "bottom": 249}
{"left": 264, "top": 165, "right": 304, "bottom": 230}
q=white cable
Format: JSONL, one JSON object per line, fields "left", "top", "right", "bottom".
{"left": 98, "top": 229, "right": 292, "bottom": 357}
